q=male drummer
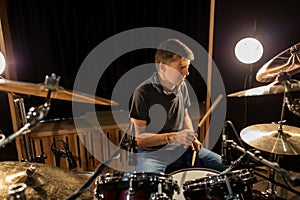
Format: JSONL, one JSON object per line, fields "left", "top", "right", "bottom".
{"left": 129, "top": 38, "right": 227, "bottom": 173}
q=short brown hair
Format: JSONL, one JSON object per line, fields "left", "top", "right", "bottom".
{"left": 155, "top": 39, "right": 194, "bottom": 65}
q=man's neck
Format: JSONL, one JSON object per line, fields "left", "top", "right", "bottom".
{"left": 158, "top": 73, "right": 175, "bottom": 92}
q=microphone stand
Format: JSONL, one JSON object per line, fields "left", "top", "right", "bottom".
{"left": 1, "top": 74, "right": 59, "bottom": 161}
{"left": 0, "top": 123, "right": 31, "bottom": 148}
{"left": 66, "top": 146, "right": 123, "bottom": 200}
{"left": 66, "top": 122, "right": 135, "bottom": 200}
{"left": 0, "top": 99, "right": 51, "bottom": 148}
{"left": 225, "top": 140, "right": 300, "bottom": 196}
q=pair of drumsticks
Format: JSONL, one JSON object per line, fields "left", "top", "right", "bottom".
{"left": 191, "top": 94, "right": 223, "bottom": 166}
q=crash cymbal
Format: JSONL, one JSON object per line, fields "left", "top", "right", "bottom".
{"left": 227, "top": 79, "right": 300, "bottom": 97}
{"left": 240, "top": 124, "right": 300, "bottom": 155}
{"left": 256, "top": 42, "right": 300, "bottom": 83}
{"left": 0, "top": 161, "right": 93, "bottom": 199}
{"left": 0, "top": 78, "right": 118, "bottom": 106}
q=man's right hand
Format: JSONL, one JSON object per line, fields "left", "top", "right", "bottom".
{"left": 173, "top": 129, "right": 195, "bottom": 146}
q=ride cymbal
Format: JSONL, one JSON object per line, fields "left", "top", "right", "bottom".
{"left": 240, "top": 124, "right": 300, "bottom": 155}
{"left": 0, "top": 78, "right": 118, "bottom": 106}
{"left": 256, "top": 42, "right": 300, "bottom": 83}
{"left": 0, "top": 161, "right": 93, "bottom": 199}
{"left": 227, "top": 79, "right": 300, "bottom": 97}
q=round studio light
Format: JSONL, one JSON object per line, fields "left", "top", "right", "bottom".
{"left": 235, "top": 37, "right": 263, "bottom": 64}
{"left": 0, "top": 51, "right": 6, "bottom": 74}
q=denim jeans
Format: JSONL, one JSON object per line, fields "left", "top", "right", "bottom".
{"left": 135, "top": 146, "right": 227, "bottom": 174}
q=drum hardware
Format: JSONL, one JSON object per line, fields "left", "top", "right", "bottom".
{"left": 0, "top": 97, "right": 51, "bottom": 157}
{"left": 0, "top": 161, "right": 93, "bottom": 199}
{"left": 169, "top": 168, "right": 220, "bottom": 200}
{"left": 285, "top": 91, "right": 300, "bottom": 117}
{"left": 66, "top": 122, "right": 135, "bottom": 199}
{"left": 0, "top": 73, "right": 118, "bottom": 162}
{"left": 183, "top": 168, "right": 257, "bottom": 200}
{"left": 224, "top": 140, "right": 300, "bottom": 199}
{"left": 94, "top": 172, "right": 178, "bottom": 200}
{"left": 14, "top": 98, "right": 48, "bottom": 163}
{"left": 7, "top": 183, "right": 27, "bottom": 200}
{"left": 0, "top": 129, "right": 5, "bottom": 144}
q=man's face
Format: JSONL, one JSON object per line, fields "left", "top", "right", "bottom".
{"left": 164, "top": 58, "right": 190, "bottom": 86}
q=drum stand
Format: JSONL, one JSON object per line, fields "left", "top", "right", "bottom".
{"left": 260, "top": 74, "right": 299, "bottom": 199}
{"left": 260, "top": 153, "right": 280, "bottom": 199}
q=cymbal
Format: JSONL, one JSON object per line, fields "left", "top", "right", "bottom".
{"left": 0, "top": 78, "right": 118, "bottom": 106}
{"left": 0, "top": 161, "right": 93, "bottom": 199}
{"left": 227, "top": 79, "right": 300, "bottom": 97}
{"left": 240, "top": 124, "right": 300, "bottom": 155}
{"left": 256, "top": 42, "right": 300, "bottom": 83}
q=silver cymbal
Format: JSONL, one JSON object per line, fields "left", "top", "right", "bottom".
{"left": 240, "top": 124, "right": 300, "bottom": 155}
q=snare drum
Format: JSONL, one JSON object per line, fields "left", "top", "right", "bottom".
{"left": 169, "top": 168, "right": 220, "bottom": 200}
{"left": 183, "top": 169, "right": 257, "bottom": 200}
{"left": 95, "top": 172, "right": 179, "bottom": 200}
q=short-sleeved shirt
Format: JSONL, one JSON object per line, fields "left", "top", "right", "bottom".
{"left": 129, "top": 72, "right": 191, "bottom": 147}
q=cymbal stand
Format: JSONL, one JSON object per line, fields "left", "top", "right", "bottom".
{"left": 14, "top": 98, "right": 34, "bottom": 162}
{"left": 13, "top": 74, "right": 60, "bottom": 163}
{"left": 0, "top": 74, "right": 59, "bottom": 160}
{"left": 226, "top": 140, "right": 300, "bottom": 195}
{"left": 262, "top": 153, "right": 280, "bottom": 199}
{"left": 262, "top": 72, "right": 297, "bottom": 199}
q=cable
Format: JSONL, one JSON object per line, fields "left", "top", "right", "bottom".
{"left": 224, "top": 120, "right": 246, "bottom": 148}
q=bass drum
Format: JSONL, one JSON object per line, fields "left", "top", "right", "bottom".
{"left": 169, "top": 168, "right": 219, "bottom": 200}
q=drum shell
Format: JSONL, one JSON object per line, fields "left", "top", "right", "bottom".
{"left": 170, "top": 168, "right": 220, "bottom": 200}
{"left": 182, "top": 169, "right": 257, "bottom": 200}
{"left": 95, "top": 172, "right": 178, "bottom": 200}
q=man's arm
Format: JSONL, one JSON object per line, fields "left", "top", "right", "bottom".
{"left": 131, "top": 117, "right": 195, "bottom": 148}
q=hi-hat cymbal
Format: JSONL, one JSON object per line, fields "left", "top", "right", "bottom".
{"left": 0, "top": 161, "right": 92, "bottom": 199}
{"left": 227, "top": 79, "right": 300, "bottom": 97}
{"left": 256, "top": 42, "right": 300, "bottom": 83}
{"left": 240, "top": 124, "right": 300, "bottom": 155}
{"left": 0, "top": 78, "right": 118, "bottom": 106}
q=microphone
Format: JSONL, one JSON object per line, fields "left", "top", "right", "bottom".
{"left": 64, "top": 142, "right": 78, "bottom": 169}
{"left": 127, "top": 123, "right": 137, "bottom": 166}
{"left": 221, "top": 124, "right": 231, "bottom": 165}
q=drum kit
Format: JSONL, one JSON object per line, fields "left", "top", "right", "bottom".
{"left": 0, "top": 43, "right": 300, "bottom": 199}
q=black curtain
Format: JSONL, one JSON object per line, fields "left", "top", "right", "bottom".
{"left": 5, "top": 0, "right": 209, "bottom": 119}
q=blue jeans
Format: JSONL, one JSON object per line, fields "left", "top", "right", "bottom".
{"left": 135, "top": 146, "right": 227, "bottom": 173}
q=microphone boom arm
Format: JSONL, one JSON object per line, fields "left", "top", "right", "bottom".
{"left": 0, "top": 123, "right": 31, "bottom": 148}
{"left": 226, "top": 140, "right": 300, "bottom": 187}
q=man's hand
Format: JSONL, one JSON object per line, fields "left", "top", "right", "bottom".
{"left": 174, "top": 129, "right": 195, "bottom": 145}
{"left": 191, "top": 137, "right": 201, "bottom": 152}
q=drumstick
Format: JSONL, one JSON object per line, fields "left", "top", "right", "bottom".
{"left": 191, "top": 94, "right": 223, "bottom": 166}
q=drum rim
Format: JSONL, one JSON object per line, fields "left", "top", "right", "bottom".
{"left": 169, "top": 167, "right": 220, "bottom": 175}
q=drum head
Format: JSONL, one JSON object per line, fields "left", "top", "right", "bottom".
{"left": 169, "top": 168, "right": 220, "bottom": 200}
